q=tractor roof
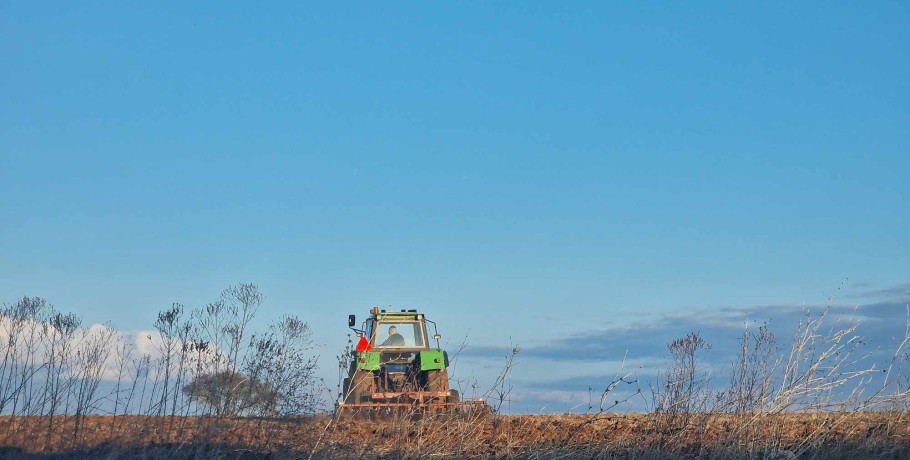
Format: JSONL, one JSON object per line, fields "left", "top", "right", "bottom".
{"left": 369, "top": 308, "right": 425, "bottom": 320}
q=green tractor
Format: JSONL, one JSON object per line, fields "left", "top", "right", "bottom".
{"left": 339, "top": 307, "right": 486, "bottom": 414}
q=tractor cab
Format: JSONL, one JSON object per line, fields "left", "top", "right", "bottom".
{"left": 349, "top": 308, "right": 442, "bottom": 385}
{"left": 373, "top": 320, "right": 424, "bottom": 348}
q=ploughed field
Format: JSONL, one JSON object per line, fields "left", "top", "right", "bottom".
{"left": 0, "top": 412, "right": 909, "bottom": 459}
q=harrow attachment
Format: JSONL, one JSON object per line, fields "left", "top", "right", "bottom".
{"left": 336, "top": 399, "right": 491, "bottom": 419}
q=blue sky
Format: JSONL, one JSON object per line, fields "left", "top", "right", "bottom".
{"left": 2, "top": 2, "right": 908, "bottom": 412}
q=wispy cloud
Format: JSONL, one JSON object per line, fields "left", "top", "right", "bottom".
{"left": 462, "top": 290, "right": 910, "bottom": 412}
{"left": 467, "top": 300, "right": 909, "bottom": 365}
{"left": 846, "top": 282, "right": 910, "bottom": 300}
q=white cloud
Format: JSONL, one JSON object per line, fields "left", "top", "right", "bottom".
{"left": 0, "top": 316, "right": 229, "bottom": 384}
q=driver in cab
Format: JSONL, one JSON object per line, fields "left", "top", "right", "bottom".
{"left": 380, "top": 326, "right": 405, "bottom": 346}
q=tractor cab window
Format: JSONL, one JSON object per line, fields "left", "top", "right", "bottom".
{"left": 375, "top": 321, "right": 425, "bottom": 348}
{"left": 364, "top": 319, "right": 375, "bottom": 341}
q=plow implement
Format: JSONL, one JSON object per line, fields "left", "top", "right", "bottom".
{"left": 336, "top": 399, "right": 490, "bottom": 419}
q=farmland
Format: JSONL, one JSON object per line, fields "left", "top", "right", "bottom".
{"left": 0, "top": 411, "right": 908, "bottom": 459}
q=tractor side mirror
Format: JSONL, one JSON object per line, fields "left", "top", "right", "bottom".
{"left": 348, "top": 314, "right": 356, "bottom": 327}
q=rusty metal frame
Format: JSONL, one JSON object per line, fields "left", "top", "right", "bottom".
{"left": 339, "top": 384, "right": 490, "bottom": 413}
{"left": 336, "top": 402, "right": 488, "bottom": 418}
{"left": 369, "top": 390, "right": 449, "bottom": 401}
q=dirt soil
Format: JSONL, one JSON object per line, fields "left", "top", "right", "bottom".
{"left": 0, "top": 412, "right": 908, "bottom": 459}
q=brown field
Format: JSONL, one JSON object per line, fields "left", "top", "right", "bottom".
{"left": 0, "top": 412, "right": 909, "bottom": 459}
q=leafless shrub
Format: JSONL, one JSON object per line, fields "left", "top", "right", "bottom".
{"left": 192, "top": 283, "right": 263, "bottom": 418}
{"left": 721, "top": 321, "right": 779, "bottom": 414}
{"left": 71, "top": 321, "right": 116, "bottom": 444}
{"left": 484, "top": 343, "right": 520, "bottom": 414}
{"left": 108, "top": 332, "right": 134, "bottom": 436}
{"left": 182, "top": 370, "right": 276, "bottom": 415}
{"left": 42, "top": 310, "right": 81, "bottom": 449}
{"left": 561, "top": 354, "right": 641, "bottom": 448}
{"left": 244, "top": 314, "right": 319, "bottom": 416}
{"left": 652, "top": 329, "right": 713, "bottom": 442}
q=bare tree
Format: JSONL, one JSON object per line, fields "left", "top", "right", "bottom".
{"left": 109, "top": 334, "right": 134, "bottom": 437}
{"left": 0, "top": 297, "right": 49, "bottom": 441}
{"left": 42, "top": 310, "right": 81, "bottom": 450}
{"left": 150, "top": 303, "right": 183, "bottom": 418}
{"left": 193, "top": 283, "right": 263, "bottom": 417}
{"left": 72, "top": 322, "right": 116, "bottom": 444}
{"left": 245, "top": 315, "right": 319, "bottom": 416}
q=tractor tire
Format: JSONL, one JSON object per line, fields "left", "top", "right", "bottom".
{"left": 425, "top": 369, "right": 448, "bottom": 393}
{"left": 448, "top": 389, "right": 460, "bottom": 403}
{"left": 347, "top": 370, "right": 373, "bottom": 404}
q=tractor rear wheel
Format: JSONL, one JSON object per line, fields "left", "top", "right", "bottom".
{"left": 347, "top": 370, "right": 373, "bottom": 404}
{"left": 425, "top": 369, "right": 449, "bottom": 394}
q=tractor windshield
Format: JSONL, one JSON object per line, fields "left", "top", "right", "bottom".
{"left": 374, "top": 321, "right": 425, "bottom": 348}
